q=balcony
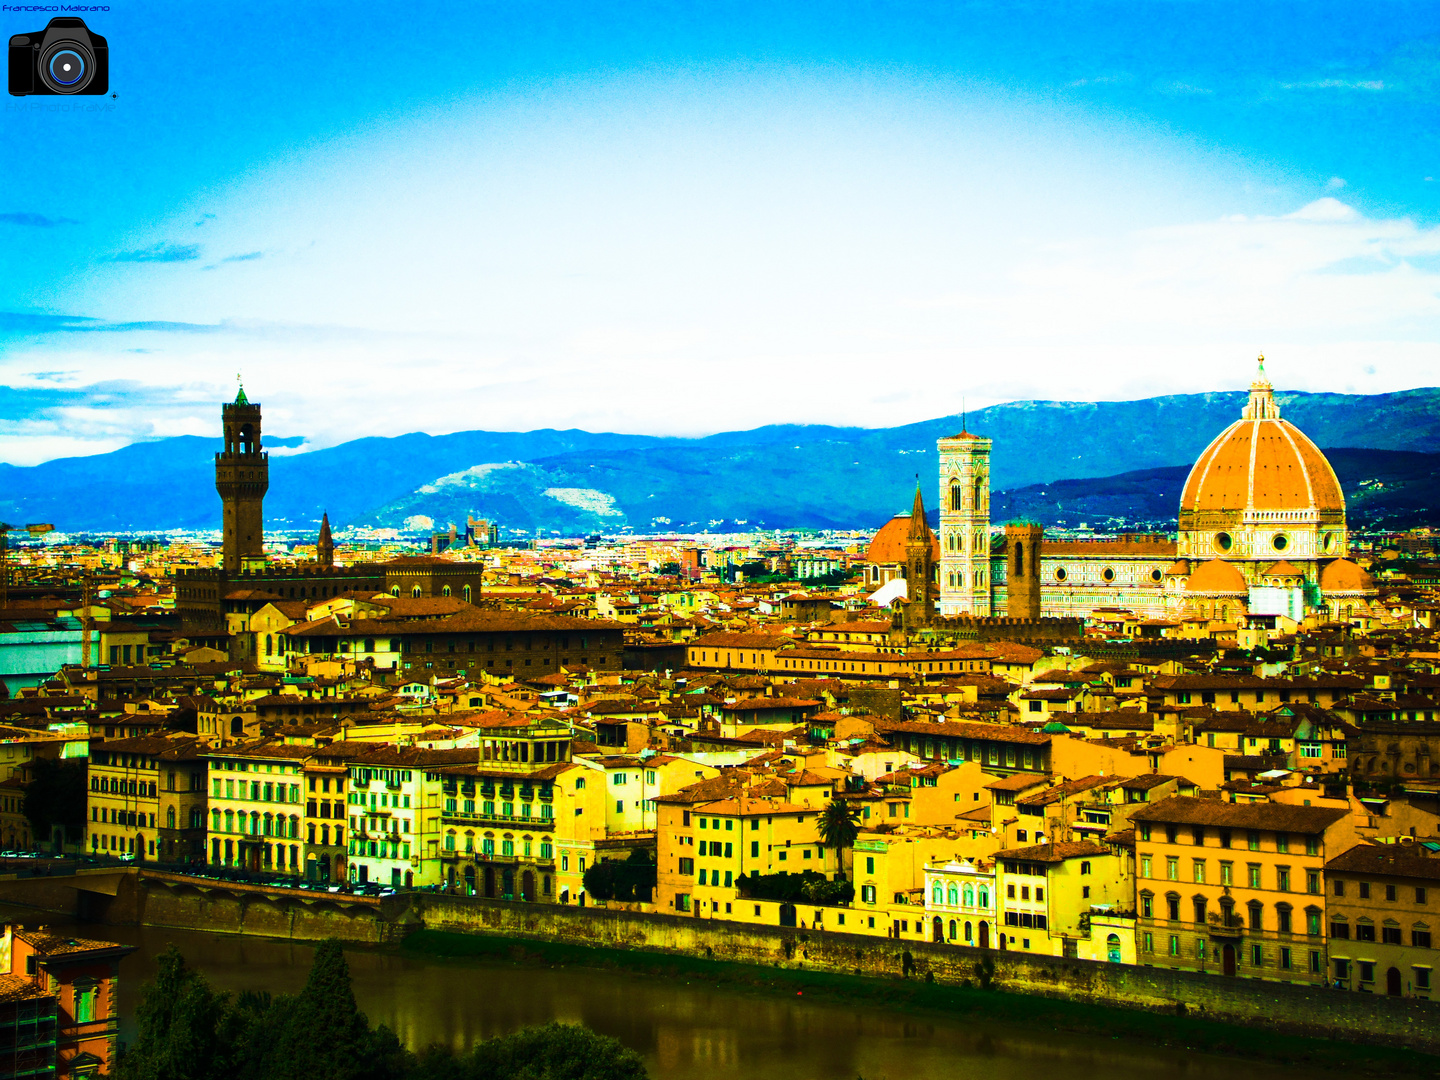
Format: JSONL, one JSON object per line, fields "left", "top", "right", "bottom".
{"left": 1207, "top": 911, "right": 1245, "bottom": 938}
{"left": 440, "top": 808, "right": 556, "bottom": 831}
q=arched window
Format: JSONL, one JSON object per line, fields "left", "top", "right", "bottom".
{"left": 442, "top": 585, "right": 452, "bottom": 597}
{"left": 963, "top": 884, "right": 974, "bottom": 907}
{"left": 948, "top": 919, "right": 957, "bottom": 940}
{"left": 167, "top": 807, "right": 176, "bottom": 829}
{"left": 412, "top": 585, "right": 423, "bottom": 598}
{"left": 977, "top": 886, "right": 989, "bottom": 908}
{"left": 947, "top": 884, "right": 959, "bottom": 905}
{"left": 212, "top": 809, "right": 221, "bottom": 831}
{"left": 973, "top": 477, "right": 984, "bottom": 512}
{"left": 932, "top": 882, "right": 944, "bottom": 905}
{"left": 265, "top": 635, "right": 274, "bottom": 656}
{"left": 390, "top": 585, "right": 400, "bottom": 597}
{"left": 965, "top": 921, "right": 973, "bottom": 942}
{"left": 950, "top": 482, "right": 962, "bottom": 511}
{"left": 463, "top": 585, "right": 472, "bottom": 603}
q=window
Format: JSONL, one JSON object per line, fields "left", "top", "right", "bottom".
{"left": 1166, "top": 896, "right": 1180, "bottom": 921}
{"left": 1330, "top": 918, "right": 1350, "bottom": 939}
{"left": 1276, "top": 906, "right": 1292, "bottom": 934}
{"left": 1192, "top": 860, "right": 1206, "bottom": 884}
{"left": 1383, "top": 924, "right": 1402, "bottom": 945}
{"left": 1386, "top": 884, "right": 1397, "bottom": 902}
{"left": 1247, "top": 831, "right": 1260, "bottom": 851}
{"left": 1359, "top": 881, "right": 1371, "bottom": 899}
{"left": 1247, "top": 864, "right": 1262, "bottom": 889}
{"left": 1355, "top": 921, "right": 1376, "bottom": 942}
{"left": 74, "top": 984, "right": 97, "bottom": 1023}
{"left": 1276, "top": 867, "right": 1290, "bottom": 892}
{"left": 1166, "top": 857, "right": 1179, "bottom": 881}
{"left": 1414, "top": 928, "right": 1433, "bottom": 949}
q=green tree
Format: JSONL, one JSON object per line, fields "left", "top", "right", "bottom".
{"left": 23, "top": 756, "right": 86, "bottom": 849}
{"left": 465, "top": 1022, "right": 648, "bottom": 1080}
{"left": 816, "top": 797, "right": 861, "bottom": 879}
{"left": 114, "top": 945, "right": 233, "bottom": 1080}
{"left": 270, "top": 938, "right": 406, "bottom": 1080}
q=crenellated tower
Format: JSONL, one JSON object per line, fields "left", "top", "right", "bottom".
{"left": 937, "top": 429, "right": 992, "bottom": 616}
{"left": 215, "top": 386, "right": 268, "bottom": 570}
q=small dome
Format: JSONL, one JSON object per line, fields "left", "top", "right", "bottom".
{"left": 1266, "top": 560, "right": 1302, "bottom": 578}
{"left": 1185, "top": 559, "right": 1248, "bottom": 594}
{"left": 866, "top": 515, "right": 941, "bottom": 565}
{"left": 1165, "top": 559, "right": 1191, "bottom": 577}
{"left": 1320, "top": 559, "right": 1376, "bottom": 594}
{"left": 1040, "top": 720, "right": 1072, "bottom": 734}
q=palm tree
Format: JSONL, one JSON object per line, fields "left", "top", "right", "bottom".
{"left": 816, "top": 797, "right": 862, "bottom": 880}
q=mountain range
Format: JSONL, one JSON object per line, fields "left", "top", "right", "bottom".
{"left": 3, "top": 387, "right": 1439, "bottom": 536}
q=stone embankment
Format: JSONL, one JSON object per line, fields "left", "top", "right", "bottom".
{"left": 2, "top": 868, "right": 1436, "bottom": 1053}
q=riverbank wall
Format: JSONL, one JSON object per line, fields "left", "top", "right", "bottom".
{"left": 3, "top": 870, "right": 1437, "bottom": 1054}
{"left": 403, "top": 892, "right": 1440, "bottom": 1054}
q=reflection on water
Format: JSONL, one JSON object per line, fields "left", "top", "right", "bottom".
{"left": 85, "top": 923, "right": 1319, "bottom": 1080}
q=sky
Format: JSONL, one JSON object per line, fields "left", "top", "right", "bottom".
{"left": 3, "top": 1, "right": 1440, "bottom": 465}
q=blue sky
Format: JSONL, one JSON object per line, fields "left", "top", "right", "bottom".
{"left": 3, "top": 1, "right": 1440, "bottom": 464}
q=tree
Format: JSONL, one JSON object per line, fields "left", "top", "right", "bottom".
{"left": 465, "top": 1022, "right": 648, "bottom": 1080}
{"left": 23, "top": 756, "right": 86, "bottom": 849}
{"left": 114, "top": 945, "right": 233, "bottom": 1080}
{"left": 816, "top": 798, "right": 861, "bottom": 879}
{"left": 582, "top": 849, "right": 656, "bottom": 903}
{"left": 270, "top": 938, "right": 406, "bottom": 1080}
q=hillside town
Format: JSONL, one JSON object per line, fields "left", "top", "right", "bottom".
{"left": 1, "top": 386, "right": 1439, "bottom": 1006}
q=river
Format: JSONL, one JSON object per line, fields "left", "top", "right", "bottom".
{"left": 85, "top": 923, "right": 1320, "bottom": 1080}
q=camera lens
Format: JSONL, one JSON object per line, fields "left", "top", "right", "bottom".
{"left": 41, "top": 42, "right": 93, "bottom": 93}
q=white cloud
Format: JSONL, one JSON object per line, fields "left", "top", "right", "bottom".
{"left": 1, "top": 69, "right": 1435, "bottom": 464}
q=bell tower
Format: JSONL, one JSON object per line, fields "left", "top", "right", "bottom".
{"left": 937, "top": 429, "right": 992, "bottom": 616}
{"left": 215, "top": 385, "right": 268, "bottom": 570}
{"left": 904, "top": 481, "right": 937, "bottom": 614}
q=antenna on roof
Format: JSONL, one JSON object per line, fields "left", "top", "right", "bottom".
{"left": 962, "top": 397, "right": 966, "bottom": 434}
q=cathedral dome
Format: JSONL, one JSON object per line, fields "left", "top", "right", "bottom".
{"left": 1185, "top": 559, "right": 1247, "bottom": 594}
{"left": 1320, "top": 559, "right": 1375, "bottom": 594}
{"left": 1180, "top": 408, "right": 1342, "bottom": 517}
{"left": 1177, "top": 359, "right": 1347, "bottom": 563}
{"left": 866, "top": 515, "right": 940, "bottom": 565}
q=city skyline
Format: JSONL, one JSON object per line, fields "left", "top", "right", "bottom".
{"left": 3, "top": 2, "right": 1440, "bottom": 467}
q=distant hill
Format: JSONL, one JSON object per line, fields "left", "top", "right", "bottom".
{"left": 3, "top": 387, "right": 1439, "bottom": 534}
{"left": 991, "top": 448, "right": 1440, "bottom": 530}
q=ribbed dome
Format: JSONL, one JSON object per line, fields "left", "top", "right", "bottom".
{"left": 1180, "top": 373, "right": 1343, "bottom": 517}
{"left": 1319, "top": 559, "right": 1375, "bottom": 593}
{"left": 1185, "top": 559, "right": 1248, "bottom": 593}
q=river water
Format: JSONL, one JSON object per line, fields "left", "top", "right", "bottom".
{"left": 83, "top": 923, "right": 1318, "bottom": 1080}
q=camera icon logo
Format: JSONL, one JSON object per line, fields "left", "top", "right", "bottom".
{"left": 9, "top": 17, "right": 108, "bottom": 96}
